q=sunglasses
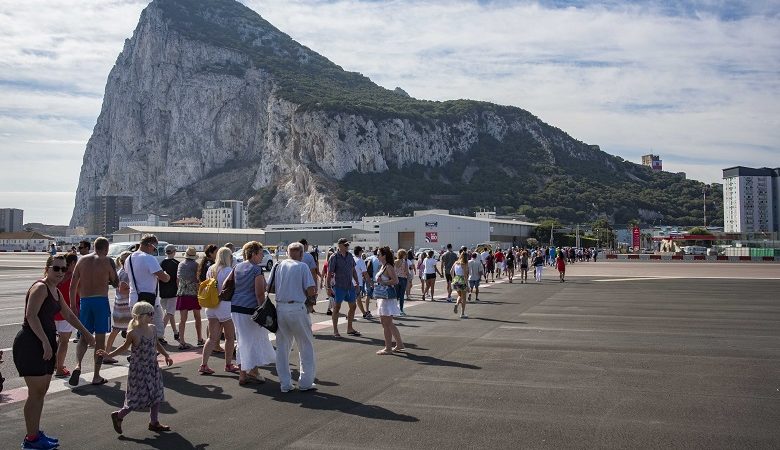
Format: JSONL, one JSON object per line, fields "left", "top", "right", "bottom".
{"left": 142, "top": 312, "right": 154, "bottom": 317}
{"left": 50, "top": 266, "right": 67, "bottom": 272}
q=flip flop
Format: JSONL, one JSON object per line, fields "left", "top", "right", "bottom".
{"left": 347, "top": 330, "right": 361, "bottom": 336}
{"left": 333, "top": 333, "right": 342, "bottom": 338}
{"left": 102, "top": 358, "right": 118, "bottom": 364}
{"left": 68, "top": 368, "right": 81, "bottom": 386}
{"left": 91, "top": 377, "right": 109, "bottom": 385}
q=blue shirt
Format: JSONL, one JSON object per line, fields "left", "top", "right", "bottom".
{"left": 230, "top": 261, "right": 264, "bottom": 311}
{"left": 328, "top": 251, "right": 356, "bottom": 290}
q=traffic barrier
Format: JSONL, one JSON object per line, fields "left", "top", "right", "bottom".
{"left": 739, "top": 256, "right": 752, "bottom": 261}
{"left": 607, "top": 254, "right": 617, "bottom": 259}
{"left": 627, "top": 254, "right": 639, "bottom": 260}
{"left": 694, "top": 255, "right": 705, "bottom": 261}
{"left": 672, "top": 255, "right": 683, "bottom": 260}
{"left": 650, "top": 255, "right": 662, "bottom": 260}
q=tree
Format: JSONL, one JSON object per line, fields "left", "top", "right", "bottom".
{"left": 526, "top": 238, "right": 539, "bottom": 248}
{"left": 687, "top": 226, "right": 711, "bottom": 235}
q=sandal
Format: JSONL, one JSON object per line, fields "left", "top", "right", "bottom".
{"left": 347, "top": 330, "right": 361, "bottom": 336}
{"left": 376, "top": 349, "right": 393, "bottom": 355}
{"left": 55, "top": 368, "right": 71, "bottom": 378}
{"left": 102, "top": 357, "right": 118, "bottom": 364}
{"left": 333, "top": 333, "right": 342, "bottom": 338}
{"left": 392, "top": 347, "right": 406, "bottom": 353}
{"left": 198, "top": 365, "right": 215, "bottom": 375}
{"left": 178, "top": 343, "right": 192, "bottom": 350}
{"left": 197, "top": 339, "right": 205, "bottom": 346}
{"left": 225, "top": 364, "right": 240, "bottom": 373}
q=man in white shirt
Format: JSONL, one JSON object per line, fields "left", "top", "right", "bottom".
{"left": 125, "top": 234, "right": 170, "bottom": 343}
{"left": 467, "top": 252, "right": 484, "bottom": 302}
{"left": 352, "top": 247, "right": 371, "bottom": 318}
{"left": 269, "top": 242, "right": 317, "bottom": 392}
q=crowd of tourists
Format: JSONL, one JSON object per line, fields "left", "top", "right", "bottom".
{"left": 10, "top": 233, "right": 595, "bottom": 449}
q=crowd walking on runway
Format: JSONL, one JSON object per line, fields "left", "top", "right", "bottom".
{"left": 9, "top": 233, "right": 597, "bottom": 449}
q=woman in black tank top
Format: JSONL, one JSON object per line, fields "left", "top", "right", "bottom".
{"left": 12, "top": 255, "right": 94, "bottom": 449}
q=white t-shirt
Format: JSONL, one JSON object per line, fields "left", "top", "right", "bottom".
{"left": 468, "top": 259, "right": 483, "bottom": 281}
{"left": 269, "top": 260, "right": 315, "bottom": 303}
{"left": 424, "top": 257, "right": 438, "bottom": 275}
{"left": 480, "top": 251, "right": 489, "bottom": 264}
{"left": 126, "top": 251, "right": 162, "bottom": 306}
{"left": 353, "top": 255, "right": 367, "bottom": 287}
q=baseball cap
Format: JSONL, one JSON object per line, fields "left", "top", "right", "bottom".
{"left": 337, "top": 238, "right": 349, "bottom": 245}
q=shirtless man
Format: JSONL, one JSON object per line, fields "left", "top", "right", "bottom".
{"left": 69, "top": 237, "right": 118, "bottom": 386}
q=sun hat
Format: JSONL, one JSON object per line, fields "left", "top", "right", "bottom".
{"left": 185, "top": 247, "right": 198, "bottom": 259}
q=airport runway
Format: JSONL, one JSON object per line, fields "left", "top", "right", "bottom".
{"left": 1, "top": 254, "right": 779, "bottom": 448}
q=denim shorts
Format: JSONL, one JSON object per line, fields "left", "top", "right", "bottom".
{"left": 468, "top": 280, "right": 480, "bottom": 289}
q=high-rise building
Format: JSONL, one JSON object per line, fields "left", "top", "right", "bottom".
{"left": 88, "top": 195, "right": 133, "bottom": 236}
{"left": 641, "top": 154, "right": 663, "bottom": 171}
{"left": 722, "top": 166, "right": 780, "bottom": 233}
{"left": 202, "top": 200, "right": 247, "bottom": 229}
{"left": 0, "top": 208, "right": 23, "bottom": 232}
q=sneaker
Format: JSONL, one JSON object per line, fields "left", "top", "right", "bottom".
{"left": 460, "top": 314, "right": 468, "bottom": 319}
{"left": 298, "top": 383, "right": 317, "bottom": 392}
{"left": 22, "top": 435, "right": 58, "bottom": 449}
{"left": 280, "top": 385, "right": 293, "bottom": 393}
{"left": 111, "top": 411, "right": 123, "bottom": 435}
{"left": 399, "top": 310, "right": 407, "bottom": 316}
{"left": 446, "top": 296, "right": 453, "bottom": 303}
{"left": 37, "top": 432, "right": 58, "bottom": 444}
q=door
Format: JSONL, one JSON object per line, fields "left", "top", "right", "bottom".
{"left": 398, "top": 232, "right": 414, "bottom": 250}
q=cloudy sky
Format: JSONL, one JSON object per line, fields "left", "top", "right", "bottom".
{"left": 1, "top": 0, "right": 778, "bottom": 225}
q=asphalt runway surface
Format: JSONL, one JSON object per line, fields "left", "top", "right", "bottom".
{"left": 1, "top": 254, "right": 779, "bottom": 448}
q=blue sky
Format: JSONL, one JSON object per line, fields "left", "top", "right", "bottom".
{"left": 0, "top": 0, "right": 778, "bottom": 225}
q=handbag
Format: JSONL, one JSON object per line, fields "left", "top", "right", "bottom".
{"left": 218, "top": 269, "right": 235, "bottom": 301}
{"left": 251, "top": 264, "right": 278, "bottom": 332}
{"left": 128, "top": 253, "right": 157, "bottom": 304}
{"left": 251, "top": 300, "right": 278, "bottom": 333}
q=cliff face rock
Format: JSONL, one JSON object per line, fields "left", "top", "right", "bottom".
{"left": 71, "top": 0, "right": 719, "bottom": 228}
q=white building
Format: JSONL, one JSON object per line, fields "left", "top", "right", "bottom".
{"left": 0, "top": 231, "right": 55, "bottom": 251}
{"left": 722, "top": 166, "right": 780, "bottom": 233}
{"left": 118, "top": 213, "right": 169, "bottom": 229}
{"left": 379, "top": 210, "right": 537, "bottom": 250}
{"left": 202, "top": 200, "right": 247, "bottom": 229}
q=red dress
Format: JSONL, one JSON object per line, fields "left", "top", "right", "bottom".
{"left": 556, "top": 258, "right": 566, "bottom": 272}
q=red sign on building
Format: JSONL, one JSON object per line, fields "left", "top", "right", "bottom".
{"left": 425, "top": 232, "right": 438, "bottom": 243}
{"left": 632, "top": 226, "right": 641, "bottom": 250}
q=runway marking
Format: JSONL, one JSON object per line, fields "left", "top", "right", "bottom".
{"left": 592, "top": 277, "right": 672, "bottom": 282}
{"left": 592, "top": 276, "right": 780, "bottom": 282}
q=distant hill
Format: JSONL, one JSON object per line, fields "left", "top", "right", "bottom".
{"left": 71, "top": 0, "right": 722, "bottom": 229}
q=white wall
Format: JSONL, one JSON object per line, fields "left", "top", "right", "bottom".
{"left": 380, "top": 214, "right": 490, "bottom": 250}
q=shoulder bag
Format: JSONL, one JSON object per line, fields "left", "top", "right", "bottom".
{"left": 128, "top": 253, "right": 157, "bottom": 304}
{"left": 219, "top": 269, "right": 235, "bottom": 301}
{"left": 251, "top": 264, "right": 278, "bottom": 332}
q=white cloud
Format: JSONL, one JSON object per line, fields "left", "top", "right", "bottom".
{"left": 1, "top": 0, "right": 779, "bottom": 225}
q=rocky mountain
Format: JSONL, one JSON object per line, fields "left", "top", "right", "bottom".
{"left": 70, "top": 0, "right": 722, "bottom": 228}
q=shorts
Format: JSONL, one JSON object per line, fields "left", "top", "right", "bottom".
{"left": 55, "top": 319, "right": 75, "bottom": 334}
{"left": 468, "top": 279, "right": 480, "bottom": 289}
{"left": 452, "top": 275, "right": 467, "bottom": 291}
{"left": 206, "top": 300, "right": 233, "bottom": 322}
{"left": 79, "top": 296, "right": 111, "bottom": 334}
{"left": 445, "top": 272, "right": 453, "bottom": 283}
{"left": 334, "top": 287, "right": 356, "bottom": 304}
{"left": 425, "top": 273, "right": 436, "bottom": 280}
{"left": 161, "top": 297, "right": 178, "bottom": 315}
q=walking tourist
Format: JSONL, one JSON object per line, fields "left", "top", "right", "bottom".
{"left": 467, "top": 252, "right": 483, "bottom": 302}
{"left": 231, "top": 241, "right": 276, "bottom": 384}
{"left": 327, "top": 238, "right": 361, "bottom": 337}
{"left": 422, "top": 250, "right": 442, "bottom": 301}
{"left": 505, "top": 248, "right": 515, "bottom": 283}
{"left": 200, "top": 247, "right": 238, "bottom": 375}
{"left": 451, "top": 251, "right": 470, "bottom": 318}
{"left": 68, "top": 237, "right": 118, "bottom": 386}
{"left": 519, "top": 249, "right": 529, "bottom": 283}
{"left": 14, "top": 255, "right": 95, "bottom": 450}
{"left": 159, "top": 245, "right": 180, "bottom": 343}
{"left": 556, "top": 253, "right": 566, "bottom": 282}
{"left": 440, "top": 244, "right": 458, "bottom": 302}
{"left": 98, "top": 302, "right": 173, "bottom": 435}
{"left": 374, "top": 247, "right": 403, "bottom": 354}
{"left": 533, "top": 250, "right": 545, "bottom": 282}
{"left": 352, "top": 246, "right": 371, "bottom": 319}
{"left": 175, "top": 247, "right": 203, "bottom": 349}
{"left": 105, "top": 251, "right": 132, "bottom": 363}
{"left": 125, "top": 234, "right": 171, "bottom": 349}
{"left": 494, "top": 248, "right": 505, "bottom": 279}
{"left": 394, "top": 248, "right": 409, "bottom": 316}
{"left": 53, "top": 252, "right": 78, "bottom": 378}
{"left": 269, "top": 242, "right": 317, "bottom": 392}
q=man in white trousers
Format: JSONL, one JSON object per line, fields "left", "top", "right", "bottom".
{"left": 270, "top": 242, "right": 318, "bottom": 392}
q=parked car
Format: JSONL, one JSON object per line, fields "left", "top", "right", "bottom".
{"left": 233, "top": 248, "right": 274, "bottom": 271}
{"left": 682, "top": 245, "right": 707, "bottom": 256}
{"left": 108, "top": 241, "right": 170, "bottom": 263}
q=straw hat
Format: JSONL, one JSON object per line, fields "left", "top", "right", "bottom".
{"left": 185, "top": 247, "right": 198, "bottom": 260}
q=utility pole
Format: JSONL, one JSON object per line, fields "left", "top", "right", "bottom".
{"left": 703, "top": 185, "right": 707, "bottom": 228}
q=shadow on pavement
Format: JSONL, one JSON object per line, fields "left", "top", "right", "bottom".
{"left": 396, "top": 352, "right": 481, "bottom": 370}
{"left": 259, "top": 380, "right": 419, "bottom": 422}
{"left": 119, "top": 432, "right": 208, "bottom": 449}
{"left": 315, "top": 334, "right": 428, "bottom": 351}
{"left": 162, "top": 369, "right": 232, "bottom": 400}
{"left": 71, "top": 380, "right": 126, "bottom": 408}
{"left": 470, "top": 318, "right": 527, "bottom": 324}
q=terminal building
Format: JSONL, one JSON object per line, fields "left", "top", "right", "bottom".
{"left": 113, "top": 210, "right": 537, "bottom": 251}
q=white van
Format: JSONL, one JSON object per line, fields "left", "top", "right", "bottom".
{"left": 682, "top": 245, "right": 707, "bottom": 256}
{"left": 108, "top": 241, "right": 171, "bottom": 262}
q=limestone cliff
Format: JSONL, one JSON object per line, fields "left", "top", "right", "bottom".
{"left": 71, "top": 0, "right": 720, "bottom": 227}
